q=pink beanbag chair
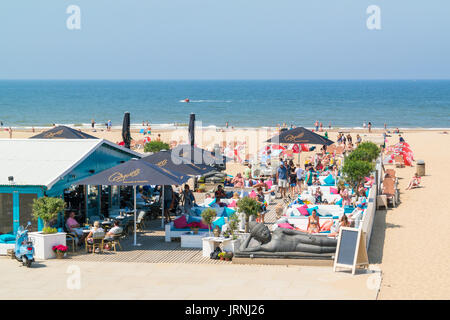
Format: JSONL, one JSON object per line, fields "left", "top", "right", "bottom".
{"left": 278, "top": 223, "right": 294, "bottom": 230}
{"left": 330, "top": 187, "right": 338, "bottom": 194}
{"left": 228, "top": 200, "right": 237, "bottom": 207}
{"left": 298, "top": 206, "right": 309, "bottom": 216}
{"left": 249, "top": 190, "right": 257, "bottom": 199}
{"left": 266, "top": 180, "right": 273, "bottom": 189}
{"left": 174, "top": 215, "right": 188, "bottom": 229}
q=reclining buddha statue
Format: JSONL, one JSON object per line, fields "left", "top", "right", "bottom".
{"left": 236, "top": 221, "right": 337, "bottom": 257}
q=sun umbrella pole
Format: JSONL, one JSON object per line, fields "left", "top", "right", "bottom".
{"left": 133, "top": 185, "right": 137, "bottom": 246}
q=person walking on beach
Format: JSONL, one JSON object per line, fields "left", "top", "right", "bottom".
{"left": 368, "top": 122, "right": 372, "bottom": 133}
{"left": 107, "top": 120, "right": 112, "bottom": 131}
{"left": 319, "top": 122, "right": 323, "bottom": 132}
{"left": 91, "top": 119, "right": 95, "bottom": 129}
{"left": 276, "top": 162, "right": 288, "bottom": 198}
{"left": 363, "top": 121, "right": 366, "bottom": 129}
{"left": 314, "top": 120, "right": 319, "bottom": 131}
{"left": 8, "top": 127, "right": 12, "bottom": 139}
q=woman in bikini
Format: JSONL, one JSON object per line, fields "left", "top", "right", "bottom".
{"left": 307, "top": 209, "right": 320, "bottom": 234}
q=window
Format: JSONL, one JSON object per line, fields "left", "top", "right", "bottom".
{"left": 0, "top": 193, "right": 13, "bottom": 234}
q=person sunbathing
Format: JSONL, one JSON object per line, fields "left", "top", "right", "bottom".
{"left": 307, "top": 210, "right": 320, "bottom": 234}
{"left": 405, "top": 173, "right": 421, "bottom": 190}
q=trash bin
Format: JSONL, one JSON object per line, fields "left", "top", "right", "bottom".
{"left": 416, "top": 160, "right": 425, "bottom": 176}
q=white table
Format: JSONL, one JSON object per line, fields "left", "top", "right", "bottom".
{"left": 202, "top": 236, "right": 234, "bottom": 257}
{"left": 180, "top": 232, "right": 208, "bottom": 248}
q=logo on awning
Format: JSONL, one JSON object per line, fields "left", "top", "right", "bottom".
{"left": 108, "top": 169, "right": 149, "bottom": 184}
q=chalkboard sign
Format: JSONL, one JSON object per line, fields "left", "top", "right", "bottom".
{"left": 336, "top": 229, "right": 359, "bottom": 266}
{"left": 333, "top": 227, "right": 369, "bottom": 275}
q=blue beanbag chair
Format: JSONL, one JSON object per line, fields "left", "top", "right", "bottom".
{"left": 307, "top": 206, "right": 319, "bottom": 215}
{"left": 324, "top": 174, "right": 335, "bottom": 185}
{"left": 223, "top": 207, "right": 236, "bottom": 218}
{"left": 0, "top": 234, "right": 15, "bottom": 243}
{"left": 336, "top": 198, "right": 343, "bottom": 207}
{"left": 212, "top": 216, "right": 226, "bottom": 229}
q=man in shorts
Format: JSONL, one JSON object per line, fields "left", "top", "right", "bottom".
{"left": 277, "top": 162, "right": 288, "bottom": 198}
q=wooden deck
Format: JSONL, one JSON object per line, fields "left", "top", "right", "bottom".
{"left": 67, "top": 198, "right": 281, "bottom": 264}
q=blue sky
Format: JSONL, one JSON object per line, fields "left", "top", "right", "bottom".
{"left": 0, "top": 0, "right": 449, "bottom": 79}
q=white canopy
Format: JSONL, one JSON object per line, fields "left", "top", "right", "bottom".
{"left": 0, "top": 139, "right": 140, "bottom": 188}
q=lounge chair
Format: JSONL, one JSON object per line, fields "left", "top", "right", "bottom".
{"left": 382, "top": 177, "right": 398, "bottom": 207}
{"left": 385, "top": 169, "right": 396, "bottom": 179}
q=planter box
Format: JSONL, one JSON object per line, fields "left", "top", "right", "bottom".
{"left": 29, "top": 232, "right": 66, "bottom": 260}
{"left": 223, "top": 239, "right": 240, "bottom": 253}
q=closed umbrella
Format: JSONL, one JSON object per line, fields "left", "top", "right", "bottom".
{"left": 122, "top": 112, "right": 131, "bottom": 149}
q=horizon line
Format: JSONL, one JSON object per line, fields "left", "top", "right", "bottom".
{"left": 1, "top": 78, "right": 450, "bottom": 81}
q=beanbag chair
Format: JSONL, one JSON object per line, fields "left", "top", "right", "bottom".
{"left": 330, "top": 187, "right": 339, "bottom": 194}
{"left": 324, "top": 174, "right": 335, "bottom": 185}
{"left": 228, "top": 200, "right": 237, "bottom": 208}
{"left": 306, "top": 206, "right": 319, "bottom": 215}
{"left": 173, "top": 215, "right": 188, "bottom": 229}
{"left": 212, "top": 216, "right": 226, "bottom": 229}
{"left": 298, "top": 206, "right": 309, "bottom": 216}
{"left": 278, "top": 223, "right": 294, "bottom": 230}
{"left": 249, "top": 190, "right": 257, "bottom": 199}
{"left": 336, "top": 198, "right": 343, "bottom": 207}
{"left": 0, "top": 234, "right": 15, "bottom": 242}
{"left": 224, "top": 207, "right": 236, "bottom": 217}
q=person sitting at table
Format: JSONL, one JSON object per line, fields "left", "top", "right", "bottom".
{"left": 104, "top": 221, "right": 122, "bottom": 250}
{"left": 136, "top": 188, "right": 149, "bottom": 203}
{"left": 66, "top": 211, "right": 84, "bottom": 238}
{"left": 86, "top": 221, "right": 104, "bottom": 245}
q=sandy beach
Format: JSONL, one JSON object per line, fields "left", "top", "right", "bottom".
{"left": 1, "top": 126, "right": 449, "bottom": 299}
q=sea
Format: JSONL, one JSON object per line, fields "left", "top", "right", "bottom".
{"left": 0, "top": 80, "right": 449, "bottom": 129}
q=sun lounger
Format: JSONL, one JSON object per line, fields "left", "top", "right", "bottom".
{"left": 385, "top": 169, "right": 396, "bottom": 179}
{"left": 382, "top": 177, "right": 399, "bottom": 207}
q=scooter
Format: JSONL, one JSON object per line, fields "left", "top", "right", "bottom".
{"left": 14, "top": 222, "right": 35, "bottom": 268}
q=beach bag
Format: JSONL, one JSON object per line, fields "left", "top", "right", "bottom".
{"left": 210, "top": 247, "right": 222, "bottom": 260}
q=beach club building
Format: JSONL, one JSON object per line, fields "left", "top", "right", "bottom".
{"left": 0, "top": 139, "right": 141, "bottom": 234}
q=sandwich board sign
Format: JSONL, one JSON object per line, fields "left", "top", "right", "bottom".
{"left": 333, "top": 227, "right": 369, "bottom": 275}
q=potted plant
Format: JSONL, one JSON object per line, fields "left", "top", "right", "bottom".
{"left": 32, "top": 197, "right": 66, "bottom": 231}
{"left": 29, "top": 197, "right": 67, "bottom": 260}
{"left": 236, "top": 197, "right": 260, "bottom": 233}
{"left": 224, "top": 252, "right": 233, "bottom": 261}
{"left": 52, "top": 245, "right": 68, "bottom": 259}
{"left": 218, "top": 252, "right": 226, "bottom": 260}
{"left": 201, "top": 208, "right": 217, "bottom": 236}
